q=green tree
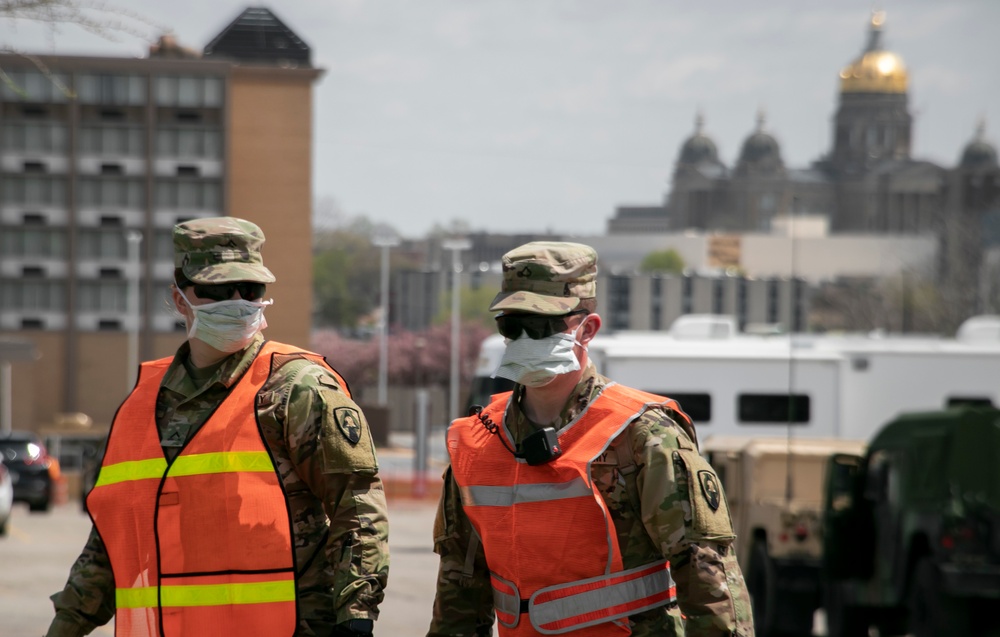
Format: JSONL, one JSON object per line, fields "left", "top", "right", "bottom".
{"left": 312, "top": 225, "right": 381, "bottom": 329}
{"left": 640, "top": 248, "right": 685, "bottom": 274}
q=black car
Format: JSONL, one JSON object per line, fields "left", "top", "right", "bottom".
{"left": 0, "top": 431, "right": 54, "bottom": 512}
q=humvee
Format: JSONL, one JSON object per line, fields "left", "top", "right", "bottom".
{"left": 704, "top": 435, "right": 867, "bottom": 637}
{"left": 822, "top": 406, "right": 1000, "bottom": 637}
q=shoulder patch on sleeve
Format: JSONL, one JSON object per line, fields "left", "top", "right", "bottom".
{"left": 675, "top": 448, "right": 735, "bottom": 542}
{"left": 334, "top": 406, "right": 362, "bottom": 446}
{"left": 698, "top": 469, "right": 722, "bottom": 511}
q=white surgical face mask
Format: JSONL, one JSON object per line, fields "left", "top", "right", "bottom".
{"left": 180, "top": 293, "right": 272, "bottom": 353}
{"left": 493, "top": 323, "right": 587, "bottom": 387}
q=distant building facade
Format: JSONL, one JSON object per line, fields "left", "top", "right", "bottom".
{"left": 607, "top": 12, "right": 1000, "bottom": 320}
{"left": 0, "top": 8, "right": 323, "bottom": 429}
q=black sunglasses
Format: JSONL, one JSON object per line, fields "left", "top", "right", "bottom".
{"left": 495, "top": 309, "right": 588, "bottom": 340}
{"left": 187, "top": 282, "right": 267, "bottom": 302}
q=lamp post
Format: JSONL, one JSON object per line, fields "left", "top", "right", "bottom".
{"left": 126, "top": 230, "right": 142, "bottom": 392}
{"left": 373, "top": 235, "right": 399, "bottom": 406}
{"left": 442, "top": 238, "right": 471, "bottom": 423}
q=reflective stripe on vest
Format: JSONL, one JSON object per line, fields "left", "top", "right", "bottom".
{"left": 96, "top": 451, "right": 276, "bottom": 488}
{"left": 88, "top": 341, "right": 341, "bottom": 637}
{"left": 449, "top": 383, "right": 683, "bottom": 636}
{"left": 459, "top": 477, "right": 593, "bottom": 507}
{"left": 490, "top": 559, "right": 677, "bottom": 635}
{"left": 116, "top": 578, "right": 296, "bottom": 608}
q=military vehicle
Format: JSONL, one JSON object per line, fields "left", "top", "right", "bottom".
{"left": 703, "top": 435, "right": 866, "bottom": 637}
{"left": 822, "top": 406, "right": 1000, "bottom": 637}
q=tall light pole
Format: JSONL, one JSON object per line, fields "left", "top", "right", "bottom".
{"left": 442, "top": 238, "right": 471, "bottom": 423}
{"left": 126, "top": 230, "right": 142, "bottom": 391}
{"left": 373, "top": 235, "right": 399, "bottom": 406}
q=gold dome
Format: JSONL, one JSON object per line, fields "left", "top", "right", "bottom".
{"left": 839, "top": 12, "right": 908, "bottom": 94}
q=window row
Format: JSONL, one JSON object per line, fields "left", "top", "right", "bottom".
{"left": 0, "top": 71, "right": 72, "bottom": 103}
{"left": 0, "top": 71, "right": 224, "bottom": 107}
{"left": 0, "top": 227, "right": 67, "bottom": 258}
{"left": 2, "top": 122, "right": 68, "bottom": 152}
{"left": 1, "top": 124, "right": 222, "bottom": 158}
{"left": 2, "top": 176, "right": 222, "bottom": 210}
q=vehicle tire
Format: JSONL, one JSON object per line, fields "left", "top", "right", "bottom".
{"left": 29, "top": 498, "right": 50, "bottom": 513}
{"left": 908, "top": 557, "right": 969, "bottom": 637}
{"left": 824, "top": 582, "right": 870, "bottom": 637}
{"left": 747, "top": 539, "right": 776, "bottom": 636}
{"left": 0, "top": 517, "right": 8, "bottom": 536}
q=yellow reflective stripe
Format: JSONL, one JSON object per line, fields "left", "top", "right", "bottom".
{"left": 116, "top": 580, "right": 296, "bottom": 608}
{"left": 116, "top": 586, "right": 159, "bottom": 609}
{"left": 168, "top": 451, "right": 275, "bottom": 477}
{"left": 95, "top": 459, "right": 168, "bottom": 487}
{"left": 95, "top": 452, "right": 273, "bottom": 488}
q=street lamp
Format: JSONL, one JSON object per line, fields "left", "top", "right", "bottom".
{"left": 126, "top": 230, "right": 142, "bottom": 391}
{"left": 373, "top": 234, "right": 399, "bottom": 406}
{"left": 442, "top": 238, "right": 471, "bottom": 423}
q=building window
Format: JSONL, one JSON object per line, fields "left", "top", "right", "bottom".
{"left": 1, "top": 280, "right": 65, "bottom": 311}
{"left": 0, "top": 70, "right": 71, "bottom": 103}
{"left": 79, "top": 178, "right": 145, "bottom": 209}
{"left": 0, "top": 227, "right": 65, "bottom": 258}
{"left": 76, "top": 74, "right": 146, "bottom": 105}
{"left": 154, "top": 76, "right": 224, "bottom": 108}
{"left": 1, "top": 176, "right": 67, "bottom": 205}
{"left": 2, "top": 122, "right": 68, "bottom": 153}
{"left": 155, "top": 127, "right": 222, "bottom": 159}
{"left": 78, "top": 229, "right": 129, "bottom": 259}
{"left": 78, "top": 280, "right": 127, "bottom": 312}
{"left": 738, "top": 393, "right": 810, "bottom": 424}
{"left": 79, "top": 126, "right": 145, "bottom": 156}
{"left": 155, "top": 179, "right": 222, "bottom": 211}
{"left": 608, "top": 275, "right": 631, "bottom": 330}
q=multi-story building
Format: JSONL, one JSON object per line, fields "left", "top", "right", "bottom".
{"left": 607, "top": 12, "right": 1000, "bottom": 324}
{"left": 0, "top": 7, "right": 323, "bottom": 429}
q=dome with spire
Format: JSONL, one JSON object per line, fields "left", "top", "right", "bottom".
{"left": 738, "top": 110, "right": 782, "bottom": 167}
{"left": 839, "top": 11, "right": 908, "bottom": 94}
{"left": 960, "top": 121, "right": 998, "bottom": 169}
{"left": 678, "top": 113, "right": 721, "bottom": 165}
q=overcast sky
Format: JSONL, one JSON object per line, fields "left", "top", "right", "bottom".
{"left": 4, "top": 1, "right": 999, "bottom": 239}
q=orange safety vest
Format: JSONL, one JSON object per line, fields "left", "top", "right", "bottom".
{"left": 449, "top": 383, "right": 688, "bottom": 636}
{"left": 87, "top": 341, "right": 348, "bottom": 637}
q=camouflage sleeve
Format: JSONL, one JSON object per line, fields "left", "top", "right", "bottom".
{"left": 632, "top": 410, "right": 755, "bottom": 636}
{"left": 427, "top": 465, "right": 495, "bottom": 637}
{"left": 45, "top": 526, "right": 115, "bottom": 637}
{"left": 265, "top": 359, "right": 389, "bottom": 626}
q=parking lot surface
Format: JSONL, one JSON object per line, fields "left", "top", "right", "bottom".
{"left": 0, "top": 496, "right": 440, "bottom": 636}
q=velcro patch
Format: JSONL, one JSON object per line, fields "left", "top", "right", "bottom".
{"left": 334, "top": 407, "right": 362, "bottom": 445}
{"left": 698, "top": 470, "right": 722, "bottom": 511}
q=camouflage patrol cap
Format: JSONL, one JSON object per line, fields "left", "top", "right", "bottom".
{"left": 489, "top": 241, "right": 598, "bottom": 315}
{"left": 173, "top": 217, "right": 276, "bottom": 284}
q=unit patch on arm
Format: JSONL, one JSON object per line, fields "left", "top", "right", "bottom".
{"left": 698, "top": 470, "right": 721, "bottom": 511}
{"left": 334, "top": 406, "right": 362, "bottom": 445}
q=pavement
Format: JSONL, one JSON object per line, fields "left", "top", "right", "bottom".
{"left": 0, "top": 499, "right": 442, "bottom": 636}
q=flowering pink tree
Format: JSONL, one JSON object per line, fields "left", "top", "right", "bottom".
{"left": 311, "top": 322, "right": 492, "bottom": 390}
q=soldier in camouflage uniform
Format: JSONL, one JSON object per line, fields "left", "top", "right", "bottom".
{"left": 46, "top": 217, "right": 389, "bottom": 637}
{"left": 428, "top": 242, "right": 754, "bottom": 637}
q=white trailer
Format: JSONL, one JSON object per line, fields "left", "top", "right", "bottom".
{"left": 468, "top": 314, "right": 1000, "bottom": 444}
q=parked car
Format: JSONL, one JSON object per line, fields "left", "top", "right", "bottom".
{"left": 0, "top": 459, "right": 12, "bottom": 535}
{"left": 0, "top": 431, "right": 55, "bottom": 512}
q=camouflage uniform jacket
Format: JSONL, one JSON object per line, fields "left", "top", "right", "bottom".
{"left": 47, "top": 334, "right": 390, "bottom": 637}
{"left": 428, "top": 363, "right": 754, "bottom": 637}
